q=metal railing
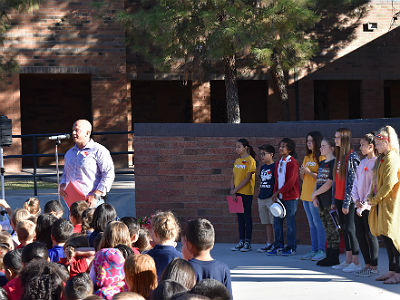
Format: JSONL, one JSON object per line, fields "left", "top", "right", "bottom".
{"left": 3, "top": 131, "right": 134, "bottom": 196}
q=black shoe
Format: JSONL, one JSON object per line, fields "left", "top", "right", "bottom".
{"left": 231, "top": 241, "right": 244, "bottom": 251}
{"left": 240, "top": 241, "right": 252, "bottom": 252}
{"left": 317, "top": 248, "right": 339, "bottom": 266}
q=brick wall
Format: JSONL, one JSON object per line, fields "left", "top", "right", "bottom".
{"left": 135, "top": 120, "right": 400, "bottom": 244}
{"left": 0, "top": 0, "right": 129, "bottom": 170}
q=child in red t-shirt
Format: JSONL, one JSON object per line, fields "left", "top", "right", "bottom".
{"left": 69, "top": 201, "right": 89, "bottom": 234}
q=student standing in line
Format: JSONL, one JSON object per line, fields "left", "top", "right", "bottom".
{"left": 300, "top": 131, "right": 326, "bottom": 261}
{"left": 312, "top": 138, "right": 339, "bottom": 266}
{"left": 267, "top": 138, "right": 300, "bottom": 256}
{"left": 352, "top": 133, "right": 379, "bottom": 277}
{"left": 256, "top": 144, "right": 276, "bottom": 253}
{"left": 230, "top": 139, "right": 257, "bottom": 252}
{"left": 332, "top": 128, "right": 361, "bottom": 272}
{"left": 369, "top": 126, "right": 400, "bottom": 284}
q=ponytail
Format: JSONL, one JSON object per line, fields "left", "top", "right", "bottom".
{"left": 237, "top": 139, "right": 256, "bottom": 159}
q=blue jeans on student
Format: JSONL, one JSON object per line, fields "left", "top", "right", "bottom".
{"left": 236, "top": 193, "right": 253, "bottom": 242}
{"left": 273, "top": 199, "right": 298, "bottom": 250}
{"left": 302, "top": 200, "right": 326, "bottom": 252}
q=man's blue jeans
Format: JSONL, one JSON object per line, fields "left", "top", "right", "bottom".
{"left": 273, "top": 199, "right": 298, "bottom": 250}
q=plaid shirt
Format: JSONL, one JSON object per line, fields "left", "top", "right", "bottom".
{"left": 60, "top": 139, "right": 115, "bottom": 196}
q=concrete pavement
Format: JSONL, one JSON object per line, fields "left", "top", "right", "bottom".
{"left": 210, "top": 243, "right": 400, "bottom": 300}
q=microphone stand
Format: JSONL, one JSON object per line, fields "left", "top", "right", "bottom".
{"left": 54, "top": 138, "right": 62, "bottom": 203}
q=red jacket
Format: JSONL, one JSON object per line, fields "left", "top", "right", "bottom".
{"left": 273, "top": 156, "right": 300, "bottom": 200}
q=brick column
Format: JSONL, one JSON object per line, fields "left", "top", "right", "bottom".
{"left": 0, "top": 75, "right": 22, "bottom": 172}
{"left": 298, "top": 80, "right": 314, "bottom": 120}
{"left": 192, "top": 81, "right": 211, "bottom": 123}
{"left": 361, "top": 80, "right": 384, "bottom": 118}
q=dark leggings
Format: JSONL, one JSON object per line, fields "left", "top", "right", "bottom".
{"left": 382, "top": 235, "right": 400, "bottom": 273}
{"left": 337, "top": 200, "right": 359, "bottom": 255}
{"left": 236, "top": 193, "right": 253, "bottom": 242}
{"left": 355, "top": 210, "right": 379, "bottom": 266}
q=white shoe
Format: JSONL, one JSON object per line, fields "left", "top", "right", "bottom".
{"left": 332, "top": 261, "right": 350, "bottom": 270}
{"left": 301, "top": 251, "right": 316, "bottom": 260}
{"left": 342, "top": 263, "right": 362, "bottom": 273}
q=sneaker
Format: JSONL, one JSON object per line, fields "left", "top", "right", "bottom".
{"left": 311, "top": 250, "right": 327, "bottom": 261}
{"left": 355, "top": 267, "right": 379, "bottom": 277}
{"left": 342, "top": 262, "right": 363, "bottom": 273}
{"left": 266, "top": 246, "right": 283, "bottom": 256}
{"left": 240, "top": 241, "right": 252, "bottom": 252}
{"left": 301, "top": 251, "right": 316, "bottom": 260}
{"left": 257, "top": 243, "right": 273, "bottom": 253}
{"left": 332, "top": 261, "right": 350, "bottom": 270}
{"left": 281, "top": 247, "right": 296, "bottom": 256}
{"left": 231, "top": 241, "right": 244, "bottom": 251}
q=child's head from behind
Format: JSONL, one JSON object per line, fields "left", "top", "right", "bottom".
{"left": 133, "top": 228, "right": 152, "bottom": 253}
{"left": 91, "top": 203, "right": 117, "bottom": 233}
{"left": 51, "top": 218, "right": 74, "bottom": 244}
{"left": 69, "top": 201, "right": 89, "bottom": 225}
{"left": 44, "top": 200, "right": 64, "bottom": 218}
{"left": 161, "top": 258, "right": 197, "bottom": 290}
{"left": 99, "top": 221, "right": 131, "bottom": 250}
{"left": 190, "top": 279, "right": 231, "bottom": 300}
{"left": 16, "top": 220, "right": 36, "bottom": 245}
{"left": 124, "top": 254, "right": 157, "bottom": 299}
{"left": 64, "top": 272, "right": 93, "bottom": 300}
{"left": 23, "top": 197, "right": 41, "bottom": 217}
{"left": 182, "top": 218, "right": 214, "bottom": 257}
{"left": 81, "top": 207, "right": 95, "bottom": 234}
{"left": 36, "top": 213, "right": 58, "bottom": 249}
{"left": 0, "top": 231, "right": 13, "bottom": 250}
{"left": 112, "top": 292, "right": 145, "bottom": 300}
{"left": 3, "top": 249, "right": 23, "bottom": 281}
{"left": 21, "top": 242, "right": 49, "bottom": 264}
{"left": 120, "top": 217, "right": 140, "bottom": 243}
{"left": 64, "top": 234, "right": 90, "bottom": 260}
{"left": 11, "top": 208, "right": 30, "bottom": 229}
{"left": 150, "top": 279, "right": 187, "bottom": 300}
{"left": 20, "top": 259, "right": 64, "bottom": 300}
{"left": 151, "top": 211, "right": 180, "bottom": 244}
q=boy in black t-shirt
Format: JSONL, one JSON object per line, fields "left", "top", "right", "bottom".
{"left": 181, "top": 218, "right": 232, "bottom": 298}
{"left": 257, "top": 144, "right": 276, "bottom": 252}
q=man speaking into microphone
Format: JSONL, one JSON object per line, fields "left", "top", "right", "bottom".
{"left": 59, "top": 119, "right": 115, "bottom": 207}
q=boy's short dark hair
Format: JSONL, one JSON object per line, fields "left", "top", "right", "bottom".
{"left": 258, "top": 144, "right": 275, "bottom": 156}
{"left": 44, "top": 200, "right": 64, "bottom": 215}
{"left": 120, "top": 217, "right": 140, "bottom": 238}
{"left": 183, "top": 219, "right": 214, "bottom": 251}
{"left": 70, "top": 201, "right": 89, "bottom": 223}
{"left": 3, "top": 249, "right": 23, "bottom": 272}
{"left": 21, "top": 242, "right": 49, "bottom": 263}
{"left": 51, "top": 219, "right": 74, "bottom": 243}
{"left": 64, "top": 272, "right": 93, "bottom": 300}
{"left": 115, "top": 244, "right": 134, "bottom": 259}
{"left": 190, "top": 279, "right": 231, "bottom": 300}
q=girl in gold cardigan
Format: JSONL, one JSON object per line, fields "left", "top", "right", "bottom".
{"left": 369, "top": 126, "right": 400, "bottom": 284}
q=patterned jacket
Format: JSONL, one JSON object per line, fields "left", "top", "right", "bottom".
{"left": 332, "top": 151, "right": 360, "bottom": 209}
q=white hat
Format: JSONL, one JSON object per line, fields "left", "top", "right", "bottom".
{"left": 270, "top": 199, "right": 286, "bottom": 218}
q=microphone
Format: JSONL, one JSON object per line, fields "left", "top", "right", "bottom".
{"left": 48, "top": 134, "right": 71, "bottom": 140}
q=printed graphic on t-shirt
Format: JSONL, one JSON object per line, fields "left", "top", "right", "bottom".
{"left": 259, "top": 163, "right": 275, "bottom": 199}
